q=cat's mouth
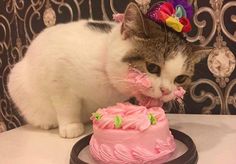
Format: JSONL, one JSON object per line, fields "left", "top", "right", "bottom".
{"left": 161, "top": 93, "right": 175, "bottom": 102}
{"left": 140, "top": 90, "right": 174, "bottom": 103}
{"left": 142, "top": 92, "right": 174, "bottom": 103}
{"left": 135, "top": 92, "right": 176, "bottom": 108}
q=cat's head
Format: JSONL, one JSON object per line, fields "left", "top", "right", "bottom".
{"left": 106, "top": 3, "right": 212, "bottom": 102}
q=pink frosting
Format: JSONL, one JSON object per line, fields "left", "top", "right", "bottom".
{"left": 127, "top": 67, "right": 152, "bottom": 93}
{"left": 136, "top": 94, "right": 163, "bottom": 108}
{"left": 90, "top": 104, "right": 176, "bottom": 163}
{"left": 174, "top": 87, "right": 185, "bottom": 99}
{"left": 91, "top": 103, "right": 166, "bottom": 131}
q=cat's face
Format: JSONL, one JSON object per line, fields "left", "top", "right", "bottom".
{"left": 106, "top": 3, "right": 211, "bottom": 102}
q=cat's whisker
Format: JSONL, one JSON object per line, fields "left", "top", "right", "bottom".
{"left": 180, "top": 99, "right": 191, "bottom": 113}
{"left": 172, "top": 100, "right": 179, "bottom": 113}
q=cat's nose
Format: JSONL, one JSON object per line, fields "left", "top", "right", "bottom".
{"left": 160, "top": 87, "right": 171, "bottom": 95}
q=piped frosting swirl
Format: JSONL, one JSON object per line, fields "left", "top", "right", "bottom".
{"left": 91, "top": 103, "right": 166, "bottom": 131}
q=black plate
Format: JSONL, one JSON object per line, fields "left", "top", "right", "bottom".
{"left": 70, "top": 129, "right": 198, "bottom": 164}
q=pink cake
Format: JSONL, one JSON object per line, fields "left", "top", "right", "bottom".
{"left": 89, "top": 103, "right": 176, "bottom": 164}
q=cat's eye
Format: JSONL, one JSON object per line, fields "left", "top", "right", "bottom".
{"left": 146, "top": 62, "right": 161, "bottom": 76}
{"left": 174, "top": 75, "right": 189, "bottom": 84}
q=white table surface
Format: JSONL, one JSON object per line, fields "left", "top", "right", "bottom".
{"left": 0, "top": 114, "right": 236, "bottom": 164}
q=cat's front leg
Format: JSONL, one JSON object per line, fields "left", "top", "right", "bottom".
{"left": 51, "top": 92, "right": 84, "bottom": 138}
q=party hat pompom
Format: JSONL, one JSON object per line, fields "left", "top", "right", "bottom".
{"left": 168, "top": 0, "right": 193, "bottom": 19}
{"left": 146, "top": 0, "right": 193, "bottom": 33}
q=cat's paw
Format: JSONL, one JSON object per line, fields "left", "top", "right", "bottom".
{"left": 59, "top": 123, "right": 84, "bottom": 138}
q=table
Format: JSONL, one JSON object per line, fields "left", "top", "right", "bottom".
{"left": 0, "top": 114, "right": 236, "bottom": 164}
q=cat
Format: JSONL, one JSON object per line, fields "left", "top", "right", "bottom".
{"left": 7, "top": 3, "right": 211, "bottom": 138}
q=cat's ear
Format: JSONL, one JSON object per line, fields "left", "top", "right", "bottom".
{"left": 121, "top": 3, "right": 148, "bottom": 39}
{"left": 190, "top": 45, "right": 213, "bottom": 64}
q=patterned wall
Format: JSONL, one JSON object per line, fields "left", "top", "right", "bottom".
{"left": 0, "top": 0, "right": 236, "bottom": 131}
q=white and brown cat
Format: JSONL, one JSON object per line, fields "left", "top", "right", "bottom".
{"left": 8, "top": 3, "right": 211, "bottom": 138}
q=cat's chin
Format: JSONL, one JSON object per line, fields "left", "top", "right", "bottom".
{"left": 160, "top": 94, "right": 175, "bottom": 102}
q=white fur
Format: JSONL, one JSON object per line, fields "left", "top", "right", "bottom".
{"left": 144, "top": 52, "right": 186, "bottom": 102}
{"left": 160, "top": 53, "right": 187, "bottom": 101}
{"left": 8, "top": 20, "right": 133, "bottom": 138}
{"left": 8, "top": 20, "right": 186, "bottom": 138}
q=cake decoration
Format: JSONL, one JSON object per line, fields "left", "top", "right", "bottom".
{"left": 148, "top": 113, "right": 157, "bottom": 125}
{"left": 90, "top": 103, "right": 171, "bottom": 131}
{"left": 91, "top": 112, "right": 102, "bottom": 120}
{"left": 114, "top": 115, "right": 123, "bottom": 128}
